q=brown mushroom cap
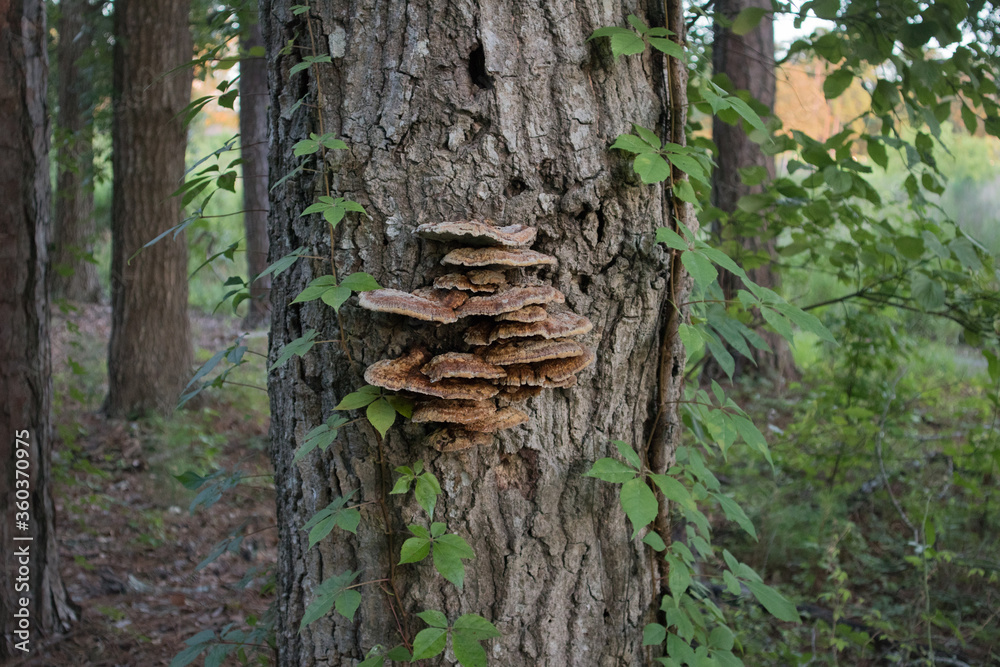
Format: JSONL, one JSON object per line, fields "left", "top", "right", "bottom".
{"left": 463, "top": 321, "right": 493, "bottom": 347}
{"left": 498, "top": 348, "right": 596, "bottom": 386}
{"left": 456, "top": 285, "right": 565, "bottom": 318}
{"left": 416, "top": 220, "right": 537, "bottom": 247}
{"left": 411, "top": 399, "right": 497, "bottom": 424}
{"left": 358, "top": 288, "right": 457, "bottom": 323}
{"left": 500, "top": 386, "right": 544, "bottom": 402}
{"left": 411, "top": 286, "right": 469, "bottom": 310}
{"left": 467, "top": 269, "right": 507, "bottom": 286}
{"left": 495, "top": 305, "right": 548, "bottom": 323}
{"left": 478, "top": 311, "right": 593, "bottom": 344}
{"left": 426, "top": 427, "right": 493, "bottom": 452}
{"left": 433, "top": 273, "right": 498, "bottom": 293}
{"left": 365, "top": 349, "right": 499, "bottom": 400}
{"left": 479, "top": 338, "right": 587, "bottom": 365}
{"left": 421, "top": 352, "right": 506, "bottom": 382}
{"left": 364, "top": 347, "right": 433, "bottom": 390}
{"left": 441, "top": 247, "right": 558, "bottom": 268}
{"left": 464, "top": 407, "right": 529, "bottom": 432}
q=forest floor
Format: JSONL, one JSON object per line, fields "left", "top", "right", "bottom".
{"left": 19, "top": 303, "right": 276, "bottom": 667}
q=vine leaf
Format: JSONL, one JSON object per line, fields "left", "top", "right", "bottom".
{"left": 620, "top": 478, "right": 658, "bottom": 538}
{"left": 366, "top": 398, "right": 396, "bottom": 436}
{"left": 584, "top": 458, "right": 637, "bottom": 483}
{"left": 745, "top": 580, "right": 801, "bottom": 623}
{"left": 299, "top": 570, "right": 361, "bottom": 630}
{"left": 302, "top": 491, "right": 361, "bottom": 548}
{"left": 432, "top": 533, "right": 475, "bottom": 590}
{"left": 452, "top": 614, "right": 501, "bottom": 667}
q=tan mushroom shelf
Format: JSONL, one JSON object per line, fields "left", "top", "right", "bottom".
{"left": 358, "top": 219, "right": 595, "bottom": 452}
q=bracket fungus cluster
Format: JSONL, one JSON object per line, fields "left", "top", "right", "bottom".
{"left": 358, "top": 220, "right": 595, "bottom": 452}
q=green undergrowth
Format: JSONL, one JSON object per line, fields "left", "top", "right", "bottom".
{"left": 708, "top": 308, "right": 1000, "bottom": 664}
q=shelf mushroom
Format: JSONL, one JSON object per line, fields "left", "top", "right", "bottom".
{"left": 356, "top": 218, "right": 596, "bottom": 451}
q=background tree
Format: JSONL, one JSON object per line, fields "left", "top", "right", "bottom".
{"left": 106, "top": 0, "right": 194, "bottom": 417}
{"left": 239, "top": 5, "right": 271, "bottom": 328}
{"left": 262, "top": 0, "right": 693, "bottom": 663}
{"left": 0, "top": 0, "right": 78, "bottom": 657}
{"left": 709, "top": 0, "right": 795, "bottom": 378}
{"left": 51, "top": 0, "right": 102, "bottom": 303}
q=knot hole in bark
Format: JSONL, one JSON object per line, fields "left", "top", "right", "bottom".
{"left": 468, "top": 43, "right": 493, "bottom": 90}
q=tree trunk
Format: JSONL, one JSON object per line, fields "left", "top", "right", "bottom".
{"left": 106, "top": 0, "right": 194, "bottom": 417}
{"left": 711, "top": 0, "right": 796, "bottom": 379}
{"left": 241, "top": 15, "right": 272, "bottom": 328}
{"left": 0, "top": 0, "right": 79, "bottom": 657}
{"left": 52, "top": 0, "right": 101, "bottom": 303}
{"left": 263, "top": 1, "right": 692, "bottom": 664}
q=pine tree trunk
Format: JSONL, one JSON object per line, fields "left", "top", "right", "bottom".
{"left": 52, "top": 0, "right": 101, "bottom": 303}
{"left": 106, "top": 0, "right": 194, "bottom": 417}
{"left": 263, "top": 1, "right": 692, "bottom": 663}
{"left": 711, "top": 0, "right": 796, "bottom": 379}
{"left": 241, "top": 17, "right": 272, "bottom": 328}
{"left": 0, "top": 0, "right": 79, "bottom": 657}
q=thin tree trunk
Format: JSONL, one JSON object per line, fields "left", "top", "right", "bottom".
{"left": 264, "top": 0, "right": 693, "bottom": 664}
{"left": 106, "top": 0, "right": 194, "bottom": 417}
{"left": 0, "top": 0, "right": 79, "bottom": 657}
{"left": 52, "top": 0, "right": 101, "bottom": 303}
{"left": 712, "top": 0, "right": 796, "bottom": 379}
{"left": 241, "top": 15, "right": 271, "bottom": 328}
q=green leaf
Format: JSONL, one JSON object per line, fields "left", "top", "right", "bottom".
{"left": 611, "top": 134, "right": 657, "bottom": 154}
{"left": 772, "top": 302, "right": 836, "bottom": 343}
{"left": 961, "top": 104, "right": 978, "bottom": 134}
{"left": 366, "top": 398, "right": 397, "bottom": 436}
{"left": 643, "top": 622, "right": 667, "bottom": 646}
{"left": 620, "top": 478, "right": 658, "bottom": 538}
{"left": 411, "top": 628, "right": 448, "bottom": 660}
{"left": 452, "top": 614, "right": 501, "bottom": 667}
{"left": 614, "top": 440, "right": 643, "bottom": 470}
{"left": 633, "top": 124, "right": 661, "bottom": 149}
{"left": 650, "top": 474, "right": 695, "bottom": 509}
{"left": 293, "top": 139, "right": 320, "bottom": 156}
{"left": 666, "top": 554, "right": 691, "bottom": 597}
{"left": 339, "top": 272, "right": 381, "bottom": 291}
{"left": 911, "top": 273, "right": 946, "bottom": 310}
{"left": 709, "top": 625, "right": 735, "bottom": 651}
{"left": 823, "top": 68, "right": 854, "bottom": 99}
{"left": 585, "top": 458, "right": 638, "bottom": 483}
{"left": 335, "top": 389, "right": 379, "bottom": 411}
{"left": 414, "top": 474, "right": 442, "bottom": 518}
{"left": 726, "top": 96, "right": 767, "bottom": 132}
{"left": 681, "top": 251, "right": 718, "bottom": 289}
{"left": 648, "top": 37, "right": 685, "bottom": 59}
{"left": 712, "top": 492, "right": 757, "bottom": 540}
{"left": 731, "top": 6, "right": 767, "bottom": 35}
{"left": 867, "top": 140, "right": 888, "bottom": 169}
{"left": 643, "top": 532, "right": 667, "bottom": 551}
{"left": 745, "top": 580, "right": 800, "bottom": 622}
{"left": 633, "top": 153, "right": 672, "bottom": 184}
{"left": 433, "top": 533, "right": 475, "bottom": 590}
{"left": 399, "top": 536, "right": 431, "bottom": 564}
{"left": 665, "top": 153, "right": 707, "bottom": 184}
{"left": 335, "top": 589, "right": 362, "bottom": 620}
{"left": 299, "top": 571, "right": 361, "bottom": 630}
{"left": 417, "top": 609, "right": 449, "bottom": 628}
{"left": 950, "top": 237, "right": 983, "bottom": 271}
{"left": 590, "top": 26, "right": 645, "bottom": 58}
{"left": 269, "top": 330, "right": 318, "bottom": 370}
{"left": 320, "top": 285, "right": 352, "bottom": 310}
{"left": 656, "top": 227, "right": 689, "bottom": 251}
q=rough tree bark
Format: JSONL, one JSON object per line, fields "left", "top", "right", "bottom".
{"left": 241, "top": 15, "right": 272, "bottom": 328}
{"left": 0, "top": 0, "right": 79, "bottom": 657}
{"left": 712, "top": 0, "right": 796, "bottom": 378}
{"left": 106, "top": 0, "right": 194, "bottom": 417}
{"left": 263, "top": 0, "right": 693, "bottom": 664}
{"left": 52, "top": 0, "right": 101, "bottom": 303}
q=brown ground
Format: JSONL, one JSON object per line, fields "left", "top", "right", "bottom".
{"left": 18, "top": 304, "right": 277, "bottom": 667}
